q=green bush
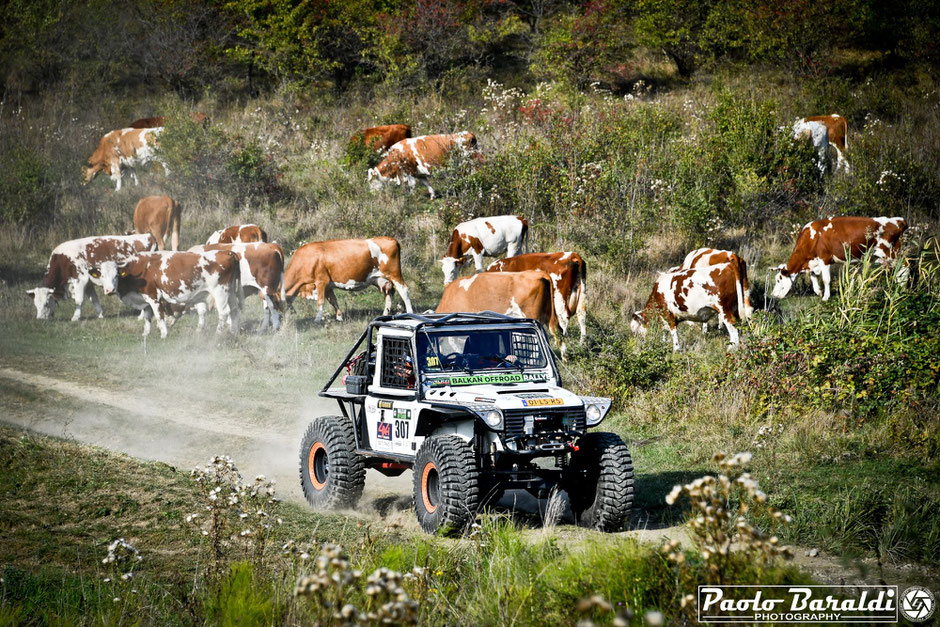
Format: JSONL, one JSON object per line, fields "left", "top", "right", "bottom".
{"left": 0, "top": 144, "right": 54, "bottom": 224}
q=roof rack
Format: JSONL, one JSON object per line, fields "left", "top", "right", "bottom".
{"left": 371, "top": 311, "right": 521, "bottom": 328}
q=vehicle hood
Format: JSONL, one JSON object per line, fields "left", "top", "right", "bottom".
{"left": 423, "top": 382, "right": 585, "bottom": 411}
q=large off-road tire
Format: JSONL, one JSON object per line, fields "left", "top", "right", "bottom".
{"left": 413, "top": 435, "right": 479, "bottom": 536}
{"left": 299, "top": 415, "right": 365, "bottom": 510}
{"left": 565, "top": 432, "right": 634, "bottom": 532}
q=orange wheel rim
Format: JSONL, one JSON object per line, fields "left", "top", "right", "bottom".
{"left": 308, "top": 442, "right": 327, "bottom": 490}
{"left": 421, "top": 462, "right": 438, "bottom": 513}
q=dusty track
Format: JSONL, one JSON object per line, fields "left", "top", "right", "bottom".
{"left": 1, "top": 365, "right": 936, "bottom": 588}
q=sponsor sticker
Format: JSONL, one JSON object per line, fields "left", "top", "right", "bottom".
{"left": 394, "top": 408, "right": 412, "bottom": 421}
{"left": 697, "top": 585, "right": 899, "bottom": 623}
{"left": 901, "top": 586, "right": 935, "bottom": 623}
{"left": 376, "top": 422, "right": 392, "bottom": 441}
{"left": 425, "top": 356, "right": 440, "bottom": 367}
{"left": 427, "top": 372, "right": 548, "bottom": 387}
{"left": 521, "top": 398, "right": 564, "bottom": 407}
{"left": 377, "top": 400, "right": 393, "bottom": 410}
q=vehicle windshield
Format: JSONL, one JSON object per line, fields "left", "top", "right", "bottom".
{"left": 417, "top": 327, "right": 549, "bottom": 373}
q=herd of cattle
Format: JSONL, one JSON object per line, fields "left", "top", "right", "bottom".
{"left": 25, "top": 113, "right": 909, "bottom": 355}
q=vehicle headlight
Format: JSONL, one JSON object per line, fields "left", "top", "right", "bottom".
{"left": 585, "top": 404, "right": 603, "bottom": 426}
{"left": 484, "top": 409, "right": 503, "bottom": 429}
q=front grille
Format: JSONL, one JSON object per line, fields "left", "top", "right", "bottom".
{"left": 503, "top": 406, "right": 586, "bottom": 437}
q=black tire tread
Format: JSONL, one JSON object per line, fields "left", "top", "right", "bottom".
{"left": 299, "top": 415, "right": 366, "bottom": 510}
{"left": 568, "top": 431, "right": 634, "bottom": 532}
{"left": 413, "top": 435, "right": 480, "bottom": 535}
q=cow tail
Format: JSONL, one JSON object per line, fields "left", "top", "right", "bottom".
{"left": 738, "top": 258, "right": 752, "bottom": 319}
{"left": 734, "top": 264, "right": 746, "bottom": 324}
{"left": 170, "top": 200, "right": 182, "bottom": 251}
{"left": 841, "top": 116, "right": 848, "bottom": 151}
{"left": 521, "top": 218, "right": 530, "bottom": 254}
{"left": 277, "top": 247, "right": 286, "bottom": 308}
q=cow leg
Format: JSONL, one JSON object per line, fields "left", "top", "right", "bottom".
{"left": 194, "top": 302, "right": 208, "bottom": 330}
{"left": 264, "top": 291, "right": 282, "bottom": 332}
{"left": 820, "top": 264, "right": 832, "bottom": 301}
{"left": 720, "top": 313, "right": 740, "bottom": 349}
{"left": 809, "top": 271, "right": 822, "bottom": 297}
{"left": 667, "top": 318, "right": 681, "bottom": 352}
{"left": 111, "top": 169, "right": 123, "bottom": 191}
{"left": 130, "top": 168, "right": 139, "bottom": 186}
{"left": 326, "top": 287, "right": 342, "bottom": 321}
{"left": 421, "top": 178, "right": 436, "bottom": 199}
{"left": 394, "top": 282, "right": 413, "bottom": 313}
{"left": 70, "top": 280, "right": 86, "bottom": 321}
{"left": 381, "top": 284, "right": 393, "bottom": 316}
{"left": 472, "top": 252, "right": 485, "bottom": 273}
{"left": 211, "top": 286, "right": 233, "bottom": 334}
{"left": 86, "top": 283, "right": 104, "bottom": 319}
{"left": 701, "top": 322, "right": 708, "bottom": 335}
{"left": 140, "top": 306, "right": 153, "bottom": 337}
{"left": 833, "top": 146, "right": 850, "bottom": 173}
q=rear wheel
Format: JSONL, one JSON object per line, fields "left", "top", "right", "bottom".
{"left": 565, "top": 432, "right": 634, "bottom": 532}
{"left": 299, "top": 415, "right": 365, "bottom": 509}
{"left": 413, "top": 435, "right": 479, "bottom": 535}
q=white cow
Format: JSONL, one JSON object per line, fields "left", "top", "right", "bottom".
{"left": 441, "top": 215, "right": 529, "bottom": 284}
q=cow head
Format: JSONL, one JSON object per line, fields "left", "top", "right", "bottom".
{"left": 90, "top": 260, "right": 124, "bottom": 295}
{"left": 81, "top": 161, "right": 108, "bottom": 184}
{"left": 770, "top": 264, "right": 794, "bottom": 299}
{"left": 629, "top": 311, "right": 648, "bottom": 336}
{"left": 440, "top": 256, "right": 465, "bottom": 285}
{"left": 367, "top": 167, "right": 386, "bottom": 191}
{"left": 26, "top": 287, "right": 57, "bottom": 319}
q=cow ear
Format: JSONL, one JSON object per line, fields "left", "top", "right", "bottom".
{"left": 26, "top": 289, "right": 35, "bottom": 297}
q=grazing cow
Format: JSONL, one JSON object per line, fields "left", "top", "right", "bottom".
{"left": 631, "top": 262, "right": 746, "bottom": 352}
{"left": 82, "top": 127, "right": 167, "bottom": 190}
{"left": 93, "top": 251, "right": 240, "bottom": 338}
{"left": 189, "top": 242, "right": 285, "bottom": 332}
{"left": 133, "top": 195, "right": 182, "bottom": 251}
{"left": 435, "top": 270, "right": 566, "bottom": 359}
{"left": 772, "top": 216, "right": 908, "bottom": 301}
{"left": 367, "top": 131, "right": 477, "bottom": 198}
{"left": 283, "top": 237, "right": 413, "bottom": 322}
{"left": 486, "top": 251, "right": 587, "bottom": 343}
{"left": 351, "top": 124, "right": 412, "bottom": 153}
{"left": 206, "top": 224, "right": 268, "bottom": 245}
{"left": 441, "top": 215, "right": 529, "bottom": 285}
{"left": 671, "top": 247, "right": 754, "bottom": 329}
{"left": 128, "top": 112, "right": 206, "bottom": 128}
{"left": 27, "top": 234, "right": 156, "bottom": 321}
{"left": 792, "top": 114, "right": 849, "bottom": 173}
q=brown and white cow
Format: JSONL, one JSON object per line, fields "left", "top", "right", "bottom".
{"left": 27, "top": 234, "right": 157, "bottom": 321}
{"left": 283, "top": 237, "right": 413, "bottom": 323}
{"left": 133, "top": 195, "right": 182, "bottom": 251}
{"left": 128, "top": 112, "right": 206, "bottom": 129}
{"left": 670, "top": 247, "right": 754, "bottom": 330}
{"left": 442, "top": 215, "right": 528, "bottom": 285}
{"left": 206, "top": 224, "right": 268, "bottom": 245}
{"left": 93, "top": 250, "right": 240, "bottom": 338}
{"left": 189, "top": 242, "right": 285, "bottom": 332}
{"left": 351, "top": 124, "right": 412, "bottom": 153}
{"left": 82, "top": 127, "right": 167, "bottom": 190}
{"left": 772, "top": 216, "right": 907, "bottom": 301}
{"left": 367, "top": 131, "right": 477, "bottom": 198}
{"left": 436, "top": 270, "right": 566, "bottom": 358}
{"left": 792, "top": 114, "right": 849, "bottom": 173}
{"left": 631, "top": 262, "right": 746, "bottom": 351}
{"left": 486, "top": 251, "right": 587, "bottom": 343}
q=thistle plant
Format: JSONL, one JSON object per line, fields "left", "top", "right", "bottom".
{"left": 663, "top": 452, "right": 793, "bottom": 590}
{"left": 293, "top": 543, "right": 420, "bottom": 625}
{"left": 101, "top": 538, "right": 143, "bottom": 604}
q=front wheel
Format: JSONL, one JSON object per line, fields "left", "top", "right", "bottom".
{"left": 413, "top": 435, "right": 479, "bottom": 536}
{"left": 565, "top": 432, "right": 634, "bottom": 532}
{"left": 299, "top": 415, "right": 365, "bottom": 509}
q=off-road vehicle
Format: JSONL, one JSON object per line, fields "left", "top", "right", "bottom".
{"left": 299, "top": 312, "right": 634, "bottom": 535}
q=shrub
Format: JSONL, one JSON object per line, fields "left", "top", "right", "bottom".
{"left": 0, "top": 144, "right": 54, "bottom": 224}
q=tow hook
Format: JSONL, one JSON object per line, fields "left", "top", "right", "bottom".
{"left": 538, "top": 442, "right": 569, "bottom": 452}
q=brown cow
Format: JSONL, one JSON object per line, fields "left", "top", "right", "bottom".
{"left": 792, "top": 114, "right": 849, "bottom": 173}
{"left": 631, "top": 262, "right": 746, "bottom": 351}
{"left": 486, "top": 252, "right": 587, "bottom": 343}
{"left": 93, "top": 250, "right": 240, "bottom": 338}
{"left": 283, "top": 237, "right": 413, "bottom": 322}
{"left": 772, "top": 216, "right": 907, "bottom": 301}
{"left": 435, "top": 270, "right": 566, "bottom": 359}
{"left": 189, "top": 242, "right": 285, "bottom": 332}
{"left": 133, "top": 195, "right": 182, "bottom": 251}
{"left": 27, "top": 234, "right": 157, "bottom": 321}
{"left": 670, "top": 247, "right": 753, "bottom": 331}
{"left": 206, "top": 224, "right": 268, "bottom": 245}
{"left": 351, "top": 124, "right": 412, "bottom": 153}
{"left": 128, "top": 112, "right": 207, "bottom": 128}
{"left": 367, "top": 132, "right": 477, "bottom": 198}
{"left": 82, "top": 127, "right": 167, "bottom": 190}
